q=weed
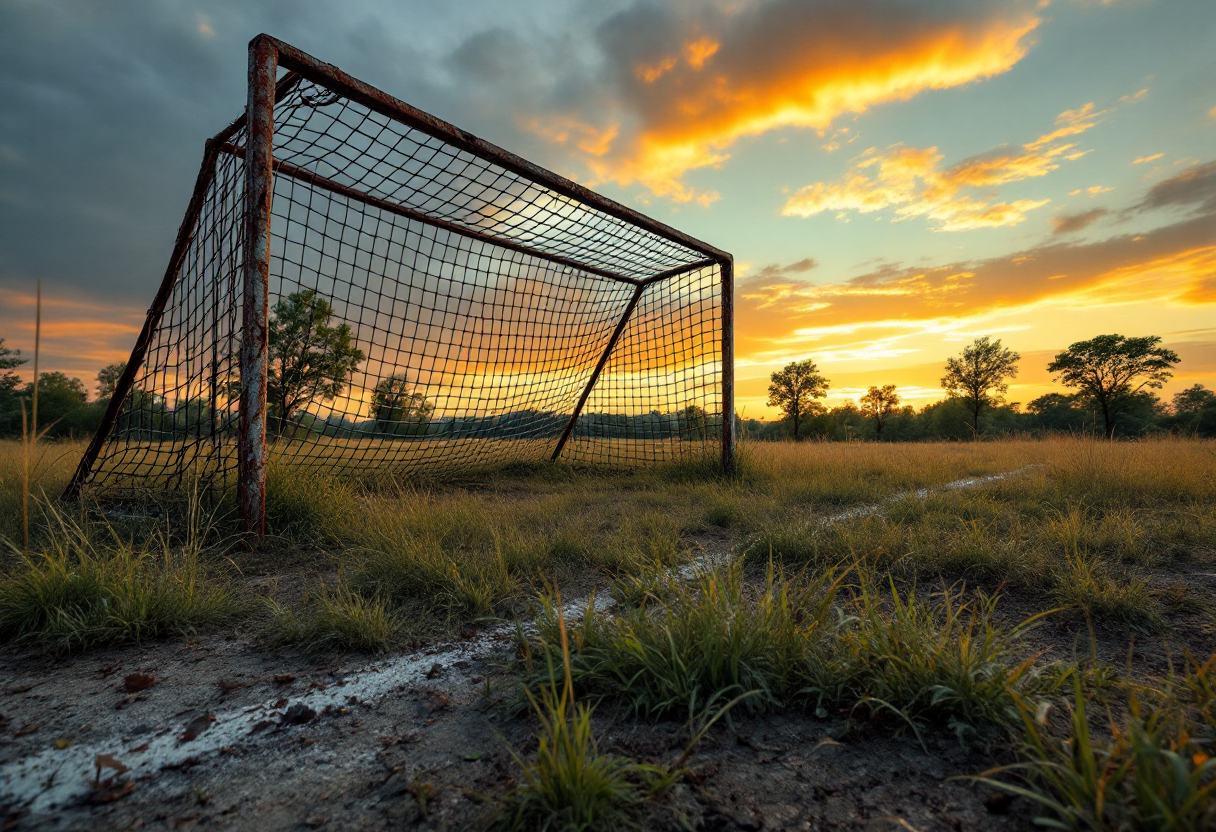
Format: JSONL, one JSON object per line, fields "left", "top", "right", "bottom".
{"left": 264, "top": 581, "right": 398, "bottom": 653}
{"left": 0, "top": 499, "right": 239, "bottom": 651}
{"left": 809, "top": 579, "right": 1048, "bottom": 741}
{"left": 531, "top": 561, "right": 840, "bottom": 719}
{"left": 978, "top": 674, "right": 1216, "bottom": 830}
{"left": 1048, "top": 551, "right": 1162, "bottom": 632}
{"left": 495, "top": 595, "right": 667, "bottom": 832}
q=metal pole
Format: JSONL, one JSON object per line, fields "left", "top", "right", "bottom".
{"left": 239, "top": 36, "right": 277, "bottom": 540}
{"left": 550, "top": 284, "right": 646, "bottom": 462}
{"left": 720, "top": 257, "right": 735, "bottom": 473}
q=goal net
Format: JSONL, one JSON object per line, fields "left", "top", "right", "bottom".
{"left": 68, "top": 36, "right": 733, "bottom": 522}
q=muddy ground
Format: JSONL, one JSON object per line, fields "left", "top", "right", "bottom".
{"left": 0, "top": 621, "right": 1040, "bottom": 832}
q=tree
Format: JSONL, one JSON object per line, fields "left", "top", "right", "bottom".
{"left": 941, "top": 336, "right": 1020, "bottom": 438}
{"left": 1047, "top": 334, "right": 1180, "bottom": 438}
{"left": 0, "top": 339, "right": 24, "bottom": 395}
{"left": 267, "top": 289, "right": 365, "bottom": 436}
{"left": 767, "top": 359, "right": 829, "bottom": 441}
{"left": 18, "top": 372, "right": 89, "bottom": 437}
{"left": 678, "top": 404, "right": 708, "bottom": 441}
{"left": 859, "top": 385, "right": 900, "bottom": 440}
{"left": 96, "top": 361, "right": 127, "bottom": 401}
{"left": 0, "top": 339, "right": 26, "bottom": 435}
{"left": 370, "top": 373, "right": 433, "bottom": 434}
{"left": 1173, "top": 384, "right": 1216, "bottom": 415}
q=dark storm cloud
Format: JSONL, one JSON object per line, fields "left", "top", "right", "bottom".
{"left": 1052, "top": 208, "right": 1109, "bottom": 235}
{"left": 0, "top": 0, "right": 616, "bottom": 313}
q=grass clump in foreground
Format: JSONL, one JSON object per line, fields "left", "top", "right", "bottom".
{"left": 527, "top": 561, "right": 1044, "bottom": 742}
{"left": 979, "top": 656, "right": 1216, "bottom": 830}
{"left": 495, "top": 600, "right": 674, "bottom": 832}
{"left": 263, "top": 581, "right": 400, "bottom": 653}
{"left": 0, "top": 500, "right": 240, "bottom": 651}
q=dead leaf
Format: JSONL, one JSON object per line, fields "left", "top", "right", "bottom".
{"left": 180, "top": 714, "right": 215, "bottom": 742}
{"left": 88, "top": 780, "right": 135, "bottom": 804}
{"left": 128, "top": 743, "right": 149, "bottom": 753}
{"left": 95, "top": 753, "right": 130, "bottom": 779}
{"left": 14, "top": 723, "right": 38, "bottom": 737}
{"left": 273, "top": 674, "right": 296, "bottom": 684}
{"left": 425, "top": 663, "right": 443, "bottom": 679}
{"left": 55, "top": 738, "right": 71, "bottom": 750}
{"left": 216, "top": 679, "right": 250, "bottom": 695}
{"left": 123, "top": 673, "right": 156, "bottom": 694}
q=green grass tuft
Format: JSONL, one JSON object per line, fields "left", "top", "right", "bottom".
{"left": 264, "top": 581, "right": 399, "bottom": 653}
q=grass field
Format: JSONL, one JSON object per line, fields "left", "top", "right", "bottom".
{"left": 1, "top": 435, "right": 1214, "bottom": 829}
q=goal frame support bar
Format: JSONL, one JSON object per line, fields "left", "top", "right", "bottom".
{"left": 238, "top": 36, "right": 278, "bottom": 541}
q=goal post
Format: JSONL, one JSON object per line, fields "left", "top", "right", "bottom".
{"left": 66, "top": 34, "right": 734, "bottom": 536}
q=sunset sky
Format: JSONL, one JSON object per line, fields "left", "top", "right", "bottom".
{"left": 1, "top": 0, "right": 1213, "bottom": 419}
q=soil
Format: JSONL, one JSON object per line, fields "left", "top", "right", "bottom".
{"left": 0, "top": 627, "right": 1037, "bottom": 832}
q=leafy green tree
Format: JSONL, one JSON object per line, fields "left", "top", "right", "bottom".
{"left": 1047, "top": 334, "right": 1180, "bottom": 438}
{"left": 19, "top": 372, "right": 88, "bottom": 436}
{"left": 267, "top": 289, "right": 365, "bottom": 437}
{"left": 1169, "top": 384, "right": 1216, "bottom": 437}
{"left": 1027, "top": 392, "right": 1091, "bottom": 433}
{"left": 678, "top": 404, "right": 708, "bottom": 441}
{"left": 0, "top": 339, "right": 26, "bottom": 435}
{"left": 96, "top": 361, "right": 127, "bottom": 401}
{"left": 941, "top": 336, "right": 1020, "bottom": 438}
{"left": 859, "top": 384, "right": 900, "bottom": 440}
{"left": 370, "top": 374, "right": 433, "bottom": 434}
{"left": 767, "top": 359, "right": 829, "bottom": 441}
{"left": 1173, "top": 384, "right": 1216, "bottom": 416}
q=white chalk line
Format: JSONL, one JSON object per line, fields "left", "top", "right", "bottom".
{"left": 1, "top": 465, "right": 1038, "bottom": 812}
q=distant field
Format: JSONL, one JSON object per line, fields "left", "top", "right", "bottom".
{"left": 1, "top": 435, "right": 1213, "bottom": 829}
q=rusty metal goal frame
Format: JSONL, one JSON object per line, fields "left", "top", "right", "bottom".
{"left": 66, "top": 34, "right": 734, "bottom": 538}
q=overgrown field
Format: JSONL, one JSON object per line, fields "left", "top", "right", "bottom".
{"left": 1, "top": 436, "right": 1214, "bottom": 830}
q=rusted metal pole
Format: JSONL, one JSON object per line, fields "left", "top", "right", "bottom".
{"left": 64, "top": 142, "right": 224, "bottom": 499}
{"left": 550, "top": 284, "right": 646, "bottom": 462}
{"left": 238, "top": 35, "right": 277, "bottom": 540}
{"left": 720, "top": 257, "right": 735, "bottom": 474}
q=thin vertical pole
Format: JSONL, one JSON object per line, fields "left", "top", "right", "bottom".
{"left": 720, "top": 257, "right": 735, "bottom": 473}
{"left": 239, "top": 36, "right": 277, "bottom": 540}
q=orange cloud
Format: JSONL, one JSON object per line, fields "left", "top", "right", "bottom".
{"left": 539, "top": 0, "right": 1044, "bottom": 202}
{"left": 735, "top": 209, "right": 1216, "bottom": 373}
{"left": 782, "top": 102, "right": 1109, "bottom": 230}
{"left": 1133, "top": 153, "right": 1164, "bottom": 165}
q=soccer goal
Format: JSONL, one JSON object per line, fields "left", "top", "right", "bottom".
{"left": 67, "top": 34, "right": 734, "bottom": 536}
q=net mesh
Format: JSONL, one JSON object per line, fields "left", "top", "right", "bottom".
{"left": 80, "top": 72, "right": 725, "bottom": 497}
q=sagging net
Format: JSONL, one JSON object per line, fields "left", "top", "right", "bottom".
{"left": 79, "top": 72, "right": 725, "bottom": 497}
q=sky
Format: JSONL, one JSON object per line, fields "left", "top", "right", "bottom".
{"left": 1, "top": 0, "right": 1213, "bottom": 418}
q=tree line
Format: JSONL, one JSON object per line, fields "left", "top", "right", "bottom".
{"left": 757, "top": 334, "right": 1216, "bottom": 441}
{"left": 2, "top": 291, "right": 1213, "bottom": 444}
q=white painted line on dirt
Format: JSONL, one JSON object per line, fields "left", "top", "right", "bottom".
{"left": 1, "top": 466, "right": 1038, "bottom": 812}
